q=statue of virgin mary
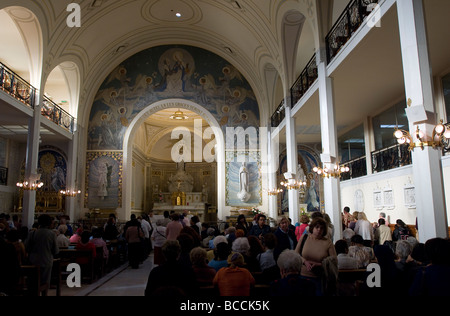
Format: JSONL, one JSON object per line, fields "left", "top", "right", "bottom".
{"left": 237, "top": 162, "right": 251, "bottom": 202}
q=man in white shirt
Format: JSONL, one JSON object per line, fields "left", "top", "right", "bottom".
{"left": 140, "top": 215, "right": 152, "bottom": 257}
{"left": 375, "top": 218, "right": 392, "bottom": 246}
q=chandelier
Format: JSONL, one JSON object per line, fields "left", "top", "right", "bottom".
{"left": 16, "top": 180, "right": 44, "bottom": 190}
{"left": 60, "top": 189, "right": 81, "bottom": 197}
{"left": 170, "top": 109, "right": 188, "bottom": 120}
{"left": 267, "top": 188, "right": 283, "bottom": 196}
{"left": 313, "top": 163, "right": 349, "bottom": 178}
{"left": 280, "top": 176, "right": 307, "bottom": 191}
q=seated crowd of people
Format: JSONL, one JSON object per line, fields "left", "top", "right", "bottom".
{"left": 1, "top": 209, "right": 450, "bottom": 296}
{"left": 145, "top": 209, "right": 450, "bottom": 297}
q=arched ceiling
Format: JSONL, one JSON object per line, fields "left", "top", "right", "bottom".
{"left": 0, "top": 0, "right": 319, "bottom": 126}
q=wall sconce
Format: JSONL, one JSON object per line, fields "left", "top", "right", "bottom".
{"left": 394, "top": 120, "right": 450, "bottom": 151}
{"left": 60, "top": 189, "right": 81, "bottom": 197}
{"left": 16, "top": 180, "right": 44, "bottom": 190}
{"left": 313, "top": 163, "right": 349, "bottom": 178}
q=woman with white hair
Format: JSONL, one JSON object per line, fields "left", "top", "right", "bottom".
{"left": 354, "top": 212, "right": 373, "bottom": 247}
{"left": 151, "top": 219, "right": 167, "bottom": 265}
{"left": 270, "top": 250, "right": 316, "bottom": 296}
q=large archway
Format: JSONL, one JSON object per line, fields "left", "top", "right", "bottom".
{"left": 122, "top": 98, "right": 225, "bottom": 221}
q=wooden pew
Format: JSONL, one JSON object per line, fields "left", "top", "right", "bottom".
{"left": 57, "top": 249, "right": 95, "bottom": 284}
{"left": 17, "top": 265, "right": 49, "bottom": 296}
{"left": 337, "top": 269, "right": 367, "bottom": 296}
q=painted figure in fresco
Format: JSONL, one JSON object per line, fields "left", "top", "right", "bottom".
{"left": 51, "top": 166, "right": 66, "bottom": 192}
{"left": 237, "top": 162, "right": 251, "bottom": 202}
{"left": 98, "top": 162, "right": 111, "bottom": 199}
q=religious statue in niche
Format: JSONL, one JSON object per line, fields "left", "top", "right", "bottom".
{"left": 237, "top": 162, "right": 251, "bottom": 202}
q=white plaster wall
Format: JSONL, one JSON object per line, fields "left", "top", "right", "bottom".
{"left": 340, "top": 165, "right": 417, "bottom": 226}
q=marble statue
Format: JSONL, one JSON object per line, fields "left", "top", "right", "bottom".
{"left": 237, "top": 162, "right": 251, "bottom": 202}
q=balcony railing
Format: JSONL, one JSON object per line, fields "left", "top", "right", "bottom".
{"left": 271, "top": 99, "right": 286, "bottom": 128}
{"left": 325, "top": 0, "right": 379, "bottom": 63}
{"left": 0, "top": 62, "right": 37, "bottom": 109}
{"left": 42, "top": 96, "right": 75, "bottom": 133}
{"left": 0, "top": 61, "right": 75, "bottom": 134}
{"left": 371, "top": 143, "right": 412, "bottom": 174}
{"left": 290, "top": 55, "right": 318, "bottom": 107}
{"left": 340, "top": 155, "right": 367, "bottom": 181}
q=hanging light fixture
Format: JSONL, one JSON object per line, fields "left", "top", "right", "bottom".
{"left": 170, "top": 109, "right": 188, "bottom": 120}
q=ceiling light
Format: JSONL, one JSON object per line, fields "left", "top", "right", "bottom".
{"left": 176, "top": 12, "right": 181, "bottom": 17}
{"left": 170, "top": 109, "right": 188, "bottom": 120}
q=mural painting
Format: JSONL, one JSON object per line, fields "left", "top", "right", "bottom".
{"left": 35, "top": 147, "right": 67, "bottom": 193}
{"left": 88, "top": 45, "right": 261, "bottom": 151}
{"left": 86, "top": 152, "right": 123, "bottom": 209}
{"left": 279, "top": 146, "right": 321, "bottom": 212}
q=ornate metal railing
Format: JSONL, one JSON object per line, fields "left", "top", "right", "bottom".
{"left": 371, "top": 143, "right": 412, "bottom": 173}
{"left": 290, "top": 54, "right": 318, "bottom": 107}
{"left": 42, "top": 96, "right": 75, "bottom": 133}
{"left": 325, "top": 0, "right": 379, "bottom": 63}
{"left": 0, "top": 62, "right": 37, "bottom": 108}
{"left": 340, "top": 155, "right": 367, "bottom": 181}
{"left": 271, "top": 99, "right": 286, "bottom": 128}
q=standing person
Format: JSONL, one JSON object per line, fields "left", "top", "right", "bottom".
{"left": 392, "top": 219, "right": 411, "bottom": 241}
{"left": 25, "top": 214, "right": 59, "bottom": 291}
{"left": 139, "top": 215, "right": 152, "bottom": 258}
{"left": 274, "top": 217, "right": 298, "bottom": 261}
{"left": 161, "top": 211, "right": 171, "bottom": 227}
{"left": 248, "top": 214, "right": 271, "bottom": 242}
{"left": 354, "top": 212, "right": 373, "bottom": 247}
{"left": 125, "top": 216, "right": 144, "bottom": 269}
{"left": 374, "top": 218, "right": 392, "bottom": 246}
{"left": 342, "top": 206, "right": 353, "bottom": 229}
{"left": 295, "top": 214, "right": 310, "bottom": 241}
{"left": 235, "top": 214, "right": 251, "bottom": 236}
{"left": 295, "top": 217, "right": 337, "bottom": 296}
{"left": 166, "top": 213, "right": 183, "bottom": 241}
{"left": 151, "top": 219, "right": 167, "bottom": 265}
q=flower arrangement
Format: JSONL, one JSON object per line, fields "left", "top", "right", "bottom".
{"left": 251, "top": 207, "right": 261, "bottom": 215}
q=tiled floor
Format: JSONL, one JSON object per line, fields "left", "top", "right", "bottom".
{"left": 49, "top": 254, "right": 155, "bottom": 296}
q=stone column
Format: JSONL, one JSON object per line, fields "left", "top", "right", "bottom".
{"left": 284, "top": 103, "right": 300, "bottom": 225}
{"left": 397, "top": 0, "right": 448, "bottom": 241}
{"left": 268, "top": 129, "right": 279, "bottom": 221}
{"left": 65, "top": 129, "right": 79, "bottom": 221}
{"left": 22, "top": 95, "right": 42, "bottom": 229}
{"left": 317, "top": 47, "right": 342, "bottom": 242}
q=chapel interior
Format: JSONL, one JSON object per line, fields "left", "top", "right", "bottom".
{"left": 1, "top": 0, "right": 450, "bottom": 296}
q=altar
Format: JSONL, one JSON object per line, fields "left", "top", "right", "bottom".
{"left": 151, "top": 162, "right": 208, "bottom": 221}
